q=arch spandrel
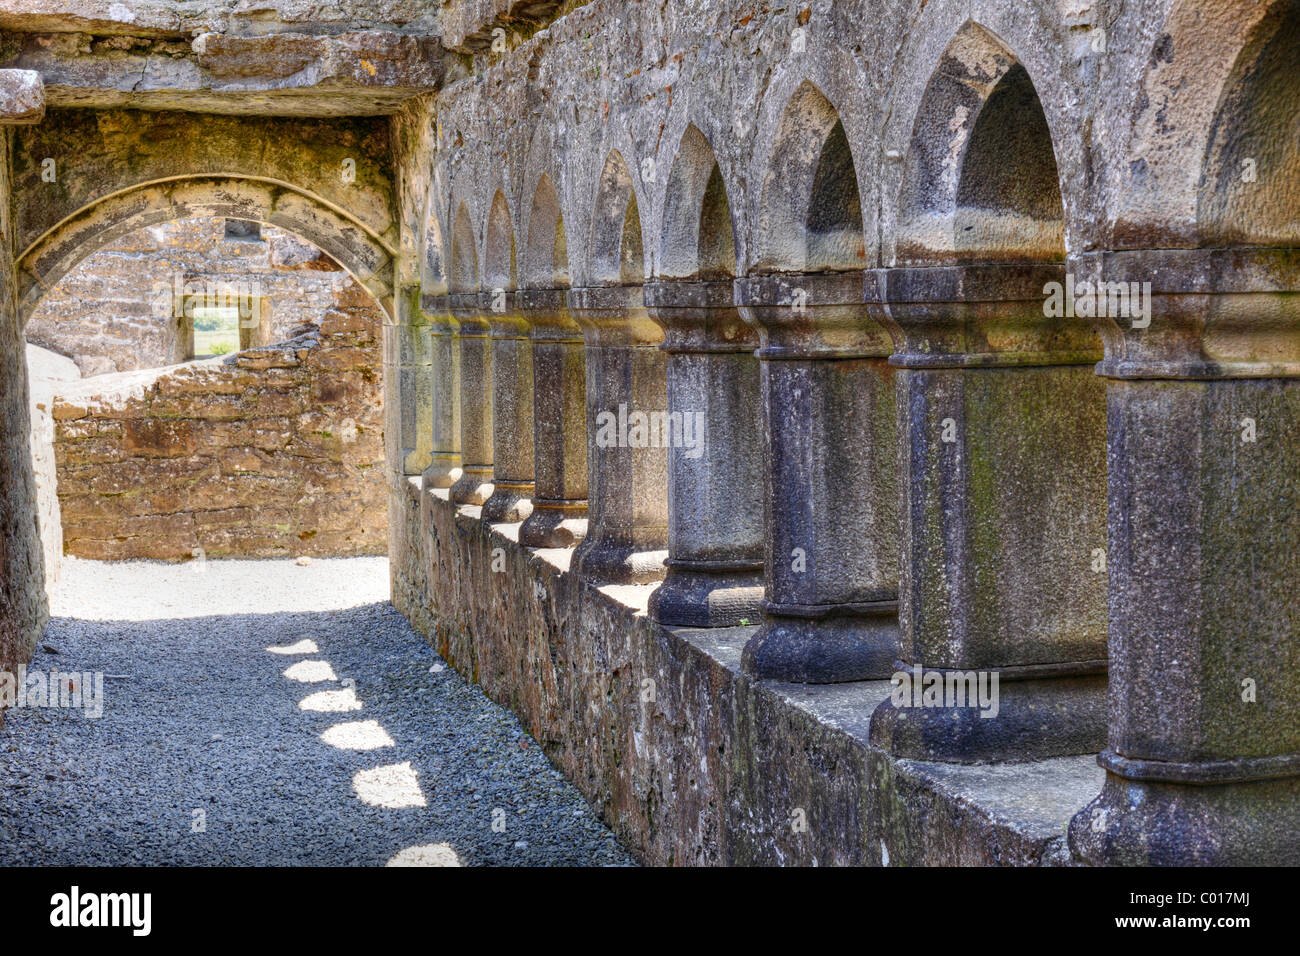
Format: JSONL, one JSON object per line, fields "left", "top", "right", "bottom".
{"left": 11, "top": 108, "right": 398, "bottom": 257}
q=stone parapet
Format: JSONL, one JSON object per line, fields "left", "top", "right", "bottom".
{"left": 391, "top": 477, "right": 1100, "bottom": 866}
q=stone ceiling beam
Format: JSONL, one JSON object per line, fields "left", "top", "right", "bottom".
{"left": 0, "top": 29, "right": 446, "bottom": 117}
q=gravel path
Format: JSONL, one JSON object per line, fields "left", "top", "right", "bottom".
{"left": 0, "top": 557, "right": 633, "bottom": 866}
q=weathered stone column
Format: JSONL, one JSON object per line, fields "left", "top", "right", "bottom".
{"left": 735, "top": 273, "right": 899, "bottom": 683}
{"left": 419, "top": 296, "right": 462, "bottom": 489}
{"left": 447, "top": 293, "right": 493, "bottom": 506}
{"left": 865, "top": 264, "right": 1108, "bottom": 762}
{"left": 480, "top": 294, "right": 535, "bottom": 522}
{"left": 644, "top": 279, "right": 764, "bottom": 627}
{"left": 518, "top": 289, "right": 588, "bottom": 547}
{"left": 1067, "top": 248, "right": 1300, "bottom": 865}
{"left": 386, "top": 288, "right": 433, "bottom": 476}
{"left": 567, "top": 286, "right": 668, "bottom": 584}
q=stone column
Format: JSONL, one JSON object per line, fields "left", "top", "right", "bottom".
{"left": 644, "top": 279, "right": 764, "bottom": 627}
{"left": 567, "top": 285, "right": 668, "bottom": 585}
{"left": 865, "top": 264, "right": 1108, "bottom": 763}
{"left": 480, "top": 294, "right": 535, "bottom": 522}
{"left": 446, "top": 293, "right": 493, "bottom": 506}
{"left": 1067, "top": 248, "right": 1300, "bottom": 865}
{"left": 735, "top": 273, "right": 899, "bottom": 683}
{"left": 420, "top": 296, "right": 463, "bottom": 489}
{"left": 518, "top": 289, "right": 588, "bottom": 548}
{"left": 385, "top": 292, "right": 433, "bottom": 477}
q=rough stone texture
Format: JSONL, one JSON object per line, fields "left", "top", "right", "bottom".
{"left": 392, "top": 480, "right": 1099, "bottom": 865}
{"left": 0, "top": 68, "right": 44, "bottom": 123}
{"left": 516, "top": 288, "right": 587, "bottom": 548}
{"left": 645, "top": 279, "right": 764, "bottom": 628}
{"left": 50, "top": 280, "right": 386, "bottom": 560}
{"left": 0, "top": 141, "right": 48, "bottom": 716}
{"left": 0, "top": 30, "right": 445, "bottom": 117}
{"left": 11, "top": 108, "right": 398, "bottom": 327}
{"left": 26, "top": 217, "right": 362, "bottom": 376}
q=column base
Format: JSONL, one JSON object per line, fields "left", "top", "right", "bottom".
{"left": 481, "top": 480, "right": 535, "bottom": 523}
{"left": 572, "top": 534, "right": 668, "bottom": 586}
{"left": 1068, "top": 769, "right": 1300, "bottom": 865}
{"left": 450, "top": 465, "right": 493, "bottom": 505}
{"left": 518, "top": 500, "right": 588, "bottom": 548}
{"left": 741, "top": 602, "right": 899, "bottom": 683}
{"left": 648, "top": 558, "right": 764, "bottom": 628}
{"left": 869, "top": 665, "right": 1107, "bottom": 763}
{"left": 421, "top": 454, "right": 462, "bottom": 490}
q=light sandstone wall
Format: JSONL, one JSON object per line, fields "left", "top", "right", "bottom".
{"left": 24, "top": 343, "right": 79, "bottom": 592}
{"left": 25, "top": 217, "right": 356, "bottom": 377}
{"left": 49, "top": 280, "right": 386, "bottom": 560}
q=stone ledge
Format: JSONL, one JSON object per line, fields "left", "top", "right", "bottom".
{"left": 390, "top": 475, "right": 1101, "bottom": 866}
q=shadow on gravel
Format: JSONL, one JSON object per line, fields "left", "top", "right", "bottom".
{"left": 0, "top": 601, "right": 632, "bottom": 867}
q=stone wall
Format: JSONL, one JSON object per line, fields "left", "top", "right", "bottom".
{"left": 25, "top": 343, "right": 79, "bottom": 591}
{"left": 0, "top": 128, "right": 47, "bottom": 704}
{"left": 392, "top": 481, "right": 1099, "bottom": 866}
{"left": 26, "top": 217, "right": 356, "bottom": 377}
{"left": 49, "top": 280, "right": 386, "bottom": 560}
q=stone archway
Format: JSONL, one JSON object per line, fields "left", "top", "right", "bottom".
{"left": 16, "top": 176, "right": 397, "bottom": 327}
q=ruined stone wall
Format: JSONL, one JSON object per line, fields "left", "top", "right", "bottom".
{"left": 49, "top": 280, "right": 386, "bottom": 560}
{"left": 26, "top": 217, "right": 356, "bottom": 377}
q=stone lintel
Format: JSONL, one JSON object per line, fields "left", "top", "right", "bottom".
{"left": 2, "top": 31, "right": 443, "bottom": 117}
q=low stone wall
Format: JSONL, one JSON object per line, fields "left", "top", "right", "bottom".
{"left": 390, "top": 477, "right": 1102, "bottom": 866}
{"left": 50, "top": 282, "right": 387, "bottom": 561}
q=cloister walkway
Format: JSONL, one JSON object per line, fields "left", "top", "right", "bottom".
{"left": 0, "top": 557, "right": 630, "bottom": 866}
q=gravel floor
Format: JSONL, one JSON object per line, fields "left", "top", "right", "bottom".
{"left": 0, "top": 556, "right": 633, "bottom": 866}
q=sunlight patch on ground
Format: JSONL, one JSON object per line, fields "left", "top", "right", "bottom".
{"left": 299, "top": 687, "right": 363, "bottom": 712}
{"left": 283, "top": 660, "right": 339, "bottom": 683}
{"left": 386, "top": 843, "right": 461, "bottom": 866}
{"left": 51, "top": 556, "right": 391, "bottom": 620}
{"left": 321, "top": 720, "right": 395, "bottom": 751}
{"left": 266, "top": 639, "right": 320, "bottom": 655}
{"left": 354, "top": 762, "right": 427, "bottom": 808}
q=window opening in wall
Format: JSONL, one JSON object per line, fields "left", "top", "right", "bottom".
{"left": 225, "top": 218, "right": 263, "bottom": 241}
{"left": 190, "top": 305, "right": 242, "bottom": 357}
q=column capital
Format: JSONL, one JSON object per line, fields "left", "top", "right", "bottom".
{"left": 1072, "top": 247, "right": 1300, "bottom": 380}
{"left": 734, "top": 271, "right": 891, "bottom": 360}
{"left": 432, "top": 293, "right": 490, "bottom": 335}
{"left": 419, "top": 294, "right": 460, "bottom": 330}
{"left": 517, "top": 288, "right": 581, "bottom": 341}
{"left": 566, "top": 285, "right": 661, "bottom": 347}
{"left": 865, "top": 262, "right": 1101, "bottom": 368}
{"left": 643, "top": 279, "right": 758, "bottom": 355}
{"left": 484, "top": 294, "right": 530, "bottom": 340}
